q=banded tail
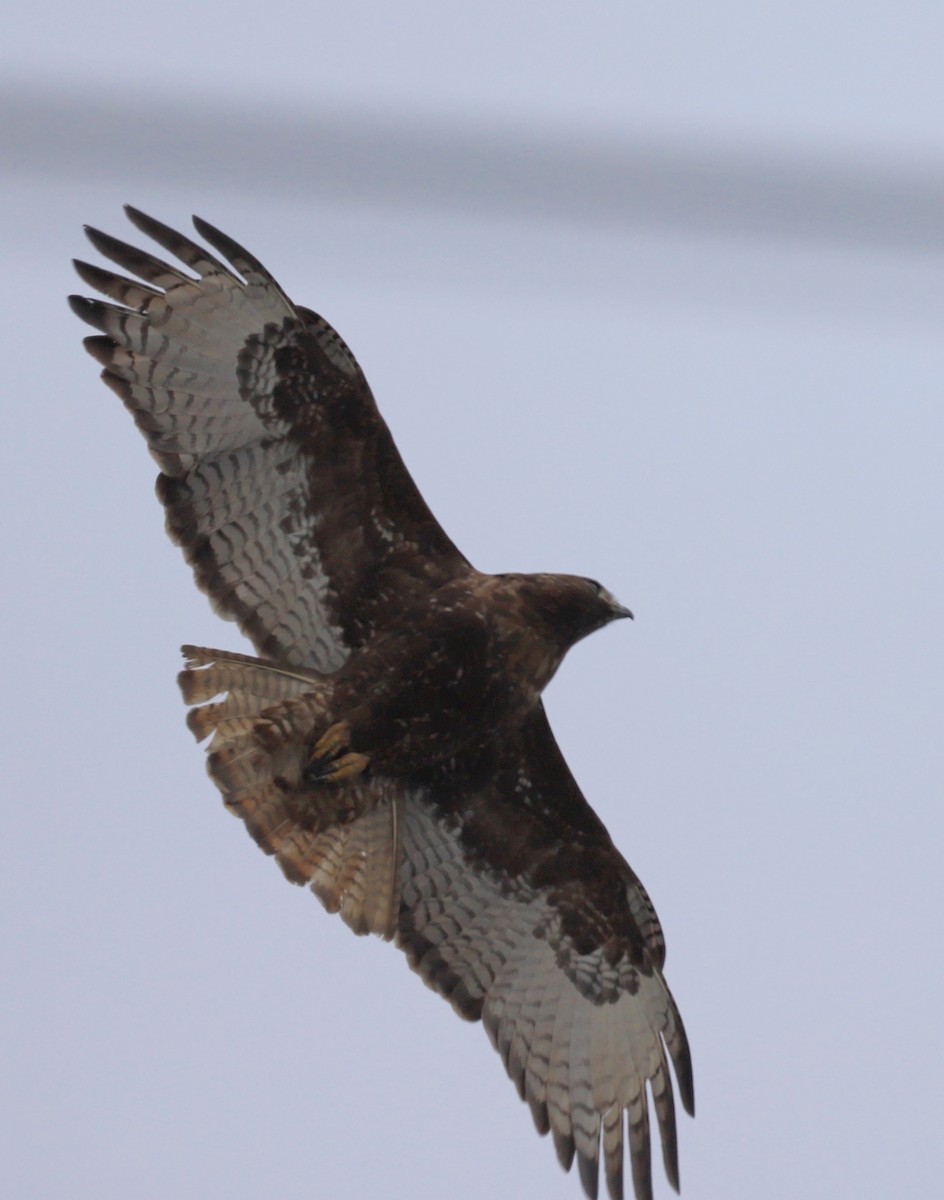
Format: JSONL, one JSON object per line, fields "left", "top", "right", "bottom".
{"left": 179, "top": 646, "right": 401, "bottom": 938}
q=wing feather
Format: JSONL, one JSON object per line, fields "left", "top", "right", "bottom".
{"left": 180, "top": 644, "right": 692, "bottom": 1200}
{"left": 75, "top": 209, "right": 691, "bottom": 1200}
{"left": 72, "top": 208, "right": 469, "bottom": 670}
{"left": 393, "top": 707, "right": 693, "bottom": 1200}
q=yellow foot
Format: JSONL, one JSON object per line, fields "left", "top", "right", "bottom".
{"left": 313, "top": 720, "right": 351, "bottom": 761}
{"left": 304, "top": 722, "right": 370, "bottom": 784}
{"left": 314, "top": 751, "right": 370, "bottom": 783}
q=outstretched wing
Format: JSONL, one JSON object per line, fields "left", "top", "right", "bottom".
{"left": 70, "top": 208, "right": 469, "bottom": 671}
{"left": 180, "top": 644, "right": 692, "bottom": 1200}
{"left": 398, "top": 706, "right": 694, "bottom": 1200}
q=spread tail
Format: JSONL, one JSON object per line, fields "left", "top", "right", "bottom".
{"left": 179, "top": 646, "right": 401, "bottom": 938}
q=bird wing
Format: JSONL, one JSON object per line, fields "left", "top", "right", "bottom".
{"left": 396, "top": 704, "right": 694, "bottom": 1200}
{"left": 179, "top": 646, "right": 693, "bottom": 1200}
{"left": 71, "top": 208, "right": 469, "bottom": 671}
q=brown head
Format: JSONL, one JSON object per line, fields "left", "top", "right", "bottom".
{"left": 491, "top": 572, "right": 633, "bottom": 693}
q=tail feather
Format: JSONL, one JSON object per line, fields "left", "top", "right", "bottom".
{"left": 178, "top": 645, "right": 402, "bottom": 939}
{"left": 180, "top": 643, "right": 323, "bottom": 709}
{"left": 281, "top": 798, "right": 401, "bottom": 939}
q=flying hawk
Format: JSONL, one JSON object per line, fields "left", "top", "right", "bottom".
{"left": 70, "top": 208, "right": 693, "bottom": 1200}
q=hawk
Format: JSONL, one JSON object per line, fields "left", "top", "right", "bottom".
{"left": 70, "top": 208, "right": 693, "bottom": 1200}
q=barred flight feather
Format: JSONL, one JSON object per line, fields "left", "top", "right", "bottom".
{"left": 73, "top": 208, "right": 693, "bottom": 1200}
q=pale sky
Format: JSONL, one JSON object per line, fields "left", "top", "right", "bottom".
{"left": 3, "top": 5, "right": 942, "bottom": 1200}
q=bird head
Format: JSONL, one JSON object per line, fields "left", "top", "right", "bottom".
{"left": 492, "top": 572, "right": 632, "bottom": 690}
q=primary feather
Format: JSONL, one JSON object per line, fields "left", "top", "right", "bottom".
{"left": 72, "top": 209, "right": 693, "bottom": 1200}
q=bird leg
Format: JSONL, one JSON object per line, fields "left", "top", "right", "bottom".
{"left": 303, "top": 720, "right": 370, "bottom": 784}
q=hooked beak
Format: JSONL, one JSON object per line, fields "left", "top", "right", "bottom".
{"left": 600, "top": 587, "right": 634, "bottom": 621}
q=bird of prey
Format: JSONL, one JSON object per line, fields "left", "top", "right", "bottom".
{"left": 70, "top": 207, "right": 693, "bottom": 1200}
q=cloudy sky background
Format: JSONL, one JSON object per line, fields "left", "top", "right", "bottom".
{"left": 3, "top": 4, "right": 942, "bottom": 1199}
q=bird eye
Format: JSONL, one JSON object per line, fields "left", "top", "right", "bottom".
{"left": 587, "top": 578, "right": 603, "bottom": 593}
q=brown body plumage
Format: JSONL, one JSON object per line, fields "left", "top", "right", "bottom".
{"left": 71, "top": 208, "right": 693, "bottom": 1200}
{"left": 312, "top": 571, "right": 632, "bottom": 775}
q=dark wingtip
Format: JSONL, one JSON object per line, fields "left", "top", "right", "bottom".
{"left": 68, "top": 294, "right": 101, "bottom": 327}
{"left": 667, "top": 1019, "right": 695, "bottom": 1119}
{"left": 83, "top": 223, "right": 126, "bottom": 257}
{"left": 191, "top": 214, "right": 218, "bottom": 241}
{"left": 123, "top": 202, "right": 148, "bottom": 226}
{"left": 191, "top": 213, "right": 243, "bottom": 266}
{"left": 577, "top": 1151, "right": 600, "bottom": 1200}
{"left": 81, "top": 335, "right": 116, "bottom": 366}
{"left": 529, "top": 1097, "right": 550, "bottom": 1137}
{"left": 73, "top": 259, "right": 111, "bottom": 291}
{"left": 191, "top": 213, "right": 277, "bottom": 288}
{"left": 553, "top": 1127, "right": 576, "bottom": 1172}
{"left": 605, "top": 1157, "right": 624, "bottom": 1200}
{"left": 123, "top": 204, "right": 170, "bottom": 243}
{"left": 679, "top": 1066, "right": 695, "bottom": 1119}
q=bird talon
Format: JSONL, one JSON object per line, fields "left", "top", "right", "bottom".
{"left": 304, "top": 751, "right": 370, "bottom": 784}
{"left": 326, "top": 751, "right": 370, "bottom": 782}
{"left": 304, "top": 722, "right": 369, "bottom": 784}
{"left": 312, "top": 720, "right": 352, "bottom": 763}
